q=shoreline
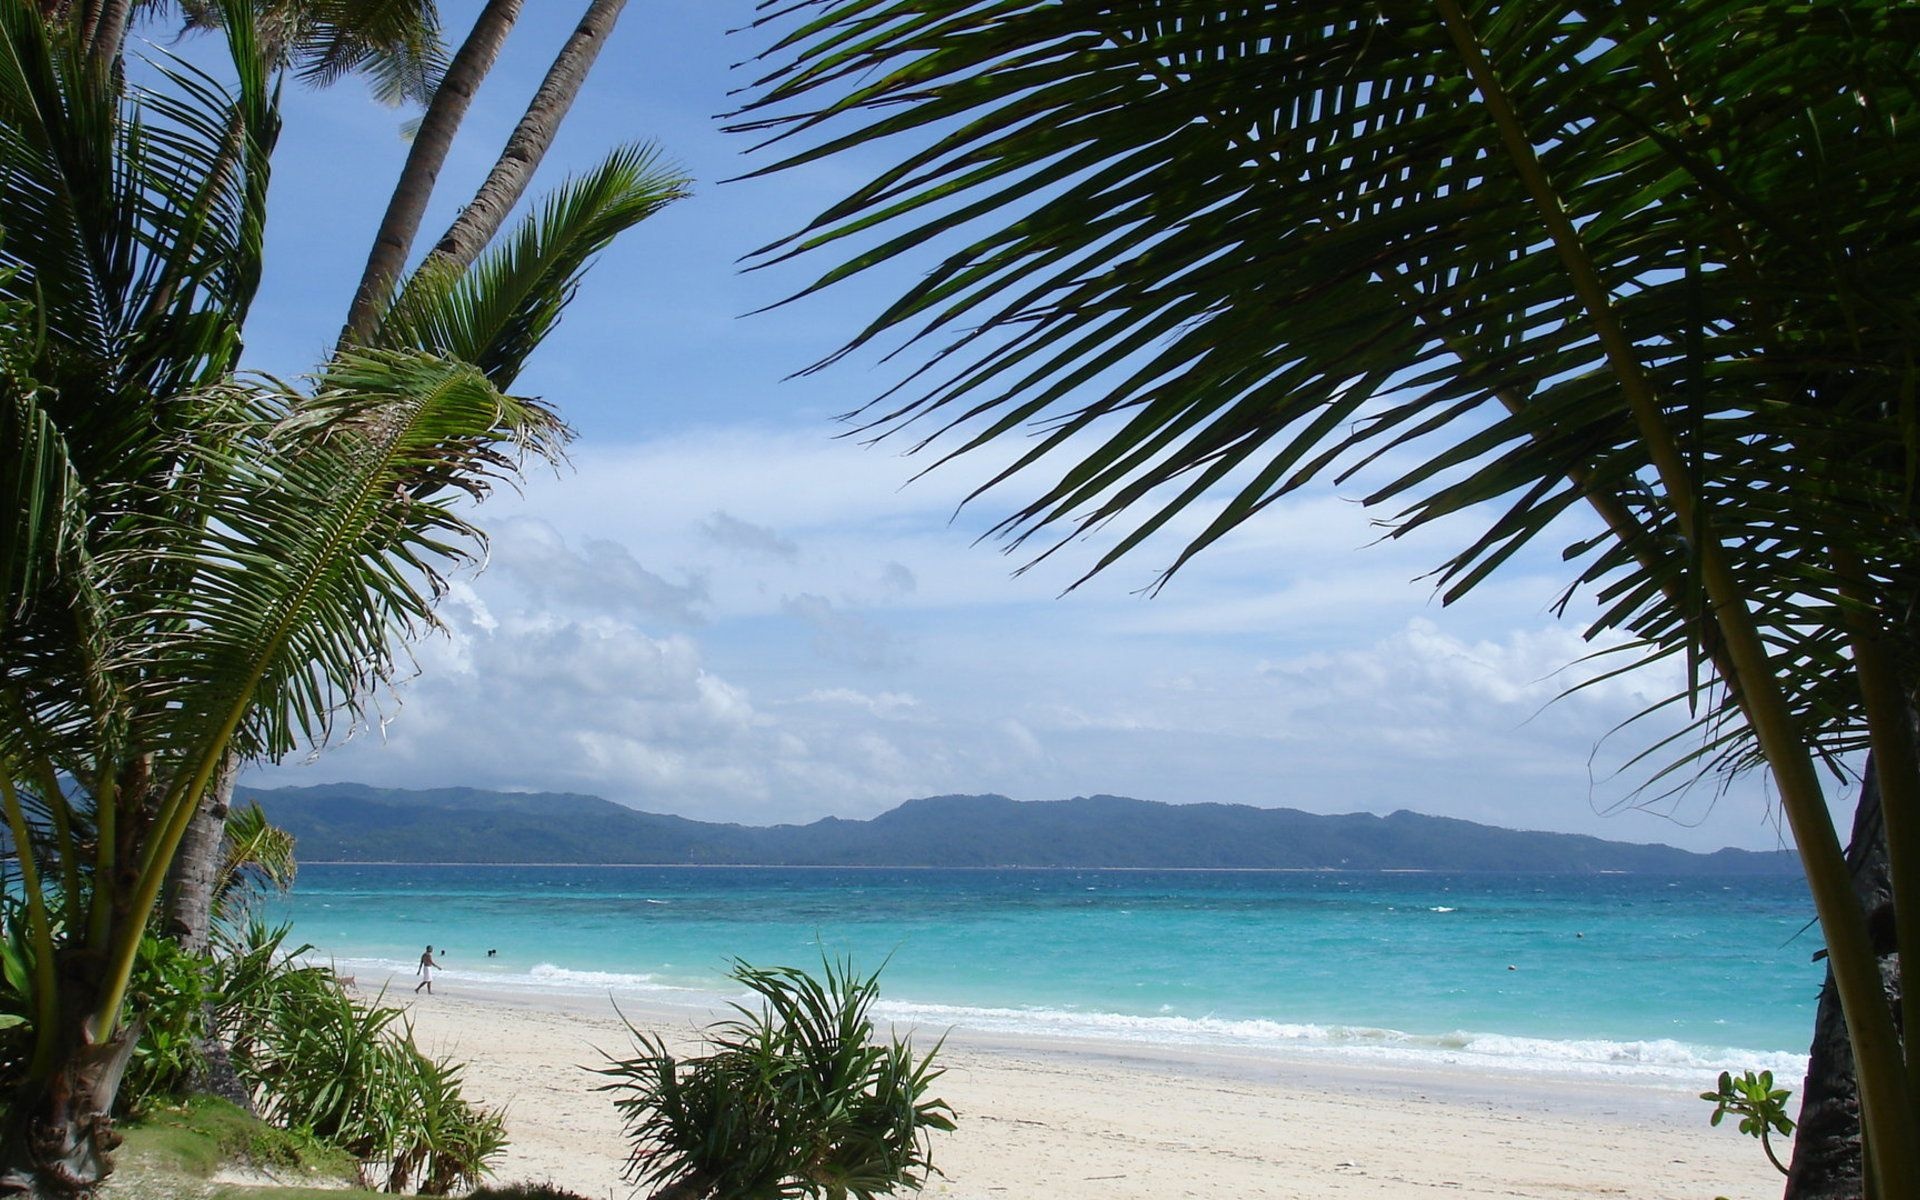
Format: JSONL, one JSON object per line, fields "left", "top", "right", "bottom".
{"left": 331, "top": 957, "right": 1808, "bottom": 1093}
{"left": 385, "top": 977, "right": 1789, "bottom": 1199}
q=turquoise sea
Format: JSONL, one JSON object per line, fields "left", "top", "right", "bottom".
{"left": 271, "top": 865, "right": 1820, "bottom": 1085}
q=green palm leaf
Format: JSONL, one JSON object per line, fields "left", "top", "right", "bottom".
{"left": 168, "top": 0, "right": 448, "bottom": 106}
{"left": 734, "top": 3, "right": 1920, "bottom": 1186}
{"left": 373, "top": 142, "right": 688, "bottom": 388}
{"left": 733, "top": 0, "right": 1920, "bottom": 779}
{"left": 128, "top": 348, "right": 565, "bottom": 771}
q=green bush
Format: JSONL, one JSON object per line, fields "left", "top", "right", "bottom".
{"left": 123, "top": 935, "right": 215, "bottom": 1108}
{"left": 598, "top": 959, "right": 953, "bottom": 1200}
{"left": 0, "top": 895, "right": 39, "bottom": 1094}
{"left": 212, "top": 919, "right": 507, "bottom": 1194}
{"left": 386, "top": 1040, "right": 510, "bottom": 1195}
{"left": 2, "top": 901, "right": 214, "bottom": 1112}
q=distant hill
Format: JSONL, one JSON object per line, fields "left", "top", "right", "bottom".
{"left": 239, "top": 782, "right": 1800, "bottom": 874}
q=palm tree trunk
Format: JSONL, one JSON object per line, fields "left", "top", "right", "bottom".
{"left": 1787, "top": 756, "right": 1903, "bottom": 1199}
{"left": 84, "top": 0, "right": 129, "bottom": 68}
{"left": 423, "top": 0, "right": 628, "bottom": 274}
{"left": 341, "top": 0, "right": 525, "bottom": 345}
{"left": 159, "top": 753, "right": 238, "bottom": 957}
{"left": 0, "top": 1019, "right": 141, "bottom": 1199}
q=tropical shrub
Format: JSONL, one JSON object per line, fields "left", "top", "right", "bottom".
{"left": 210, "top": 918, "right": 506, "bottom": 1194}
{"left": 386, "top": 1042, "right": 511, "bottom": 1196}
{"left": 121, "top": 936, "right": 215, "bottom": 1109}
{"left": 598, "top": 960, "right": 953, "bottom": 1200}
{"left": 212, "top": 802, "right": 299, "bottom": 928}
{"left": 471, "top": 1185, "right": 592, "bottom": 1200}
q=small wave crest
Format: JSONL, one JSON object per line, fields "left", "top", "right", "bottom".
{"left": 324, "top": 954, "right": 715, "bottom": 998}
{"left": 869, "top": 999, "right": 1804, "bottom": 1083}
{"left": 527, "top": 962, "right": 663, "bottom": 990}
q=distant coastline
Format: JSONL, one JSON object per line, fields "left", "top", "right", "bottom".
{"left": 248, "top": 782, "right": 1801, "bottom": 875}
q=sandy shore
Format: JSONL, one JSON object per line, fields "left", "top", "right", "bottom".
{"left": 381, "top": 979, "right": 1788, "bottom": 1200}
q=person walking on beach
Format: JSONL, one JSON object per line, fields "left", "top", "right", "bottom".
{"left": 415, "top": 945, "right": 442, "bottom": 994}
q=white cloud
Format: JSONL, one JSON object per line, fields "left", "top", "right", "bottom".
{"left": 489, "top": 518, "right": 708, "bottom": 625}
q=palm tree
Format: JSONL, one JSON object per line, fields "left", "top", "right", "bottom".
{"left": 347, "top": 0, "right": 635, "bottom": 340}
{"left": 730, "top": 2, "right": 1920, "bottom": 1193}
{"left": 0, "top": 2, "right": 681, "bottom": 1192}
{"left": 182, "top": 0, "right": 680, "bottom": 963}
{"left": 422, "top": 0, "right": 627, "bottom": 274}
{"left": 343, "top": 0, "right": 522, "bottom": 343}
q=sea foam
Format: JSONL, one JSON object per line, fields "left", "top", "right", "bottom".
{"left": 867, "top": 998, "right": 1807, "bottom": 1083}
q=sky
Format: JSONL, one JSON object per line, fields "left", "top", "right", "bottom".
{"left": 205, "top": 1, "right": 1824, "bottom": 852}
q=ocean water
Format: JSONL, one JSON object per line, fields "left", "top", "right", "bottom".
{"left": 269, "top": 865, "right": 1821, "bottom": 1086}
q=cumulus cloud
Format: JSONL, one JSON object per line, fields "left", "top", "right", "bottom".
{"left": 490, "top": 518, "right": 707, "bottom": 625}
{"left": 879, "top": 561, "right": 917, "bottom": 594}
{"left": 795, "top": 688, "right": 922, "bottom": 719}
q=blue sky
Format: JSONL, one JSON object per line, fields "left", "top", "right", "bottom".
{"left": 219, "top": 2, "right": 1810, "bottom": 852}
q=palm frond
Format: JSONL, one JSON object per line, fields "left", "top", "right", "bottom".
{"left": 731, "top": 0, "right": 1920, "bottom": 782}
{"left": 373, "top": 142, "right": 688, "bottom": 388}
{"left": 0, "top": 0, "right": 277, "bottom": 476}
{"left": 289, "top": 0, "right": 446, "bottom": 107}
{"left": 120, "top": 348, "right": 568, "bottom": 772}
{"left": 0, "top": 284, "right": 81, "bottom": 623}
{"left": 165, "top": 0, "right": 447, "bottom": 106}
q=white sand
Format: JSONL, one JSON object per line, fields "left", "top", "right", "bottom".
{"left": 386, "top": 981, "right": 1788, "bottom": 1200}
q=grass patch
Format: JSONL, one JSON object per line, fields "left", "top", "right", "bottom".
{"left": 114, "top": 1096, "right": 360, "bottom": 1191}
{"left": 109, "top": 1097, "right": 569, "bottom": 1199}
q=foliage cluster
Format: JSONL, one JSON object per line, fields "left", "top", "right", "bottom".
{"left": 599, "top": 960, "right": 953, "bottom": 1200}
{"left": 1701, "top": 1068, "right": 1796, "bottom": 1177}
{"left": 0, "top": 889, "right": 505, "bottom": 1194}
{"left": 469, "top": 1185, "right": 594, "bottom": 1200}
{"left": 207, "top": 918, "right": 507, "bottom": 1194}
{"left": 218, "top": 919, "right": 507, "bottom": 1195}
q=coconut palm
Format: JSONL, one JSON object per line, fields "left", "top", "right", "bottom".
{"left": 343, "top": 0, "right": 522, "bottom": 342}
{"left": 731, "top": 2, "right": 1920, "bottom": 1193}
{"left": 157, "top": 0, "right": 448, "bottom": 105}
{"left": 0, "top": 1, "right": 681, "bottom": 1192}
{"left": 347, "top": 0, "right": 634, "bottom": 342}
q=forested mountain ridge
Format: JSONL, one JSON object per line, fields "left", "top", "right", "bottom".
{"left": 241, "top": 783, "right": 1799, "bottom": 873}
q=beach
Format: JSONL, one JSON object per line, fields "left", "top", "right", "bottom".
{"left": 393, "top": 982, "right": 1786, "bottom": 1200}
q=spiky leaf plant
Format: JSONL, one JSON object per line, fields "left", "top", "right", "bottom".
{"left": 599, "top": 960, "right": 953, "bottom": 1200}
